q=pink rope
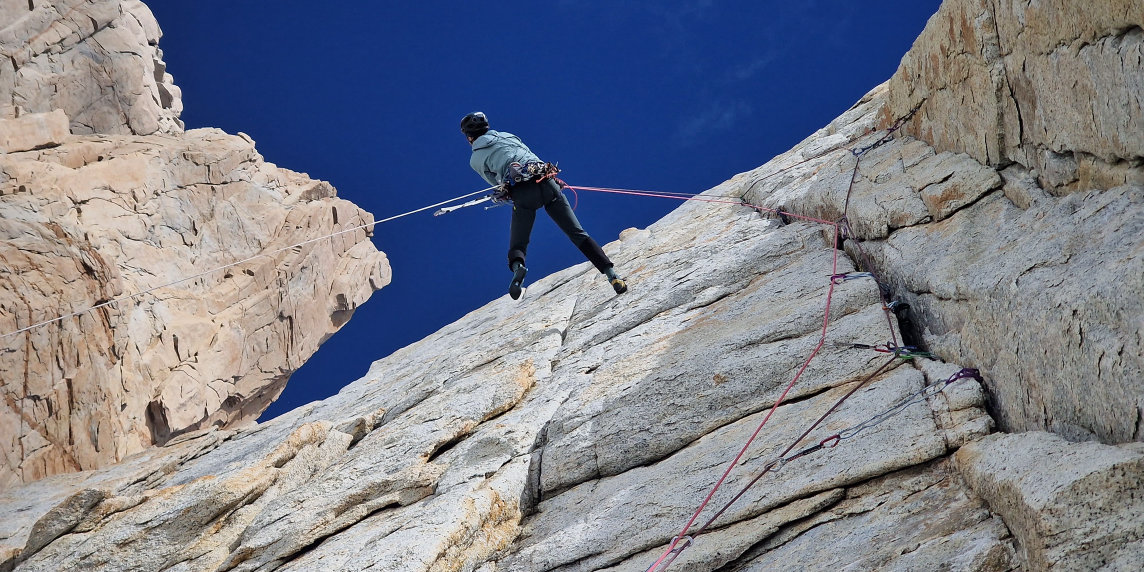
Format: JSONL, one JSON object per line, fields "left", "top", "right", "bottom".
{"left": 610, "top": 111, "right": 921, "bottom": 571}
{"left": 566, "top": 185, "right": 839, "bottom": 227}
{"left": 645, "top": 222, "right": 844, "bottom": 572}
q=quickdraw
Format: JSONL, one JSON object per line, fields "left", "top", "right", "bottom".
{"left": 830, "top": 272, "right": 877, "bottom": 284}
{"left": 433, "top": 194, "right": 503, "bottom": 216}
{"left": 435, "top": 163, "right": 566, "bottom": 217}
{"left": 837, "top": 341, "right": 936, "bottom": 361}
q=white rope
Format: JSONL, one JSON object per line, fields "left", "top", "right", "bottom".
{"left": 1, "top": 186, "right": 496, "bottom": 341}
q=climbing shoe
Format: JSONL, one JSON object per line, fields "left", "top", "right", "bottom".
{"left": 610, "top": 277, "right": 628, "bottom": 295}
{"left": 509, "top": 263, "right": 528, "bottom": 300}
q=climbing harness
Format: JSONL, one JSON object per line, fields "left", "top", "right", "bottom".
{"left": 504, "top": 161, "right": 560, "bottom": 186}
{"left": 495, "top": 161, "right": 561, "bottom": 204}
{"left": 502, "top": 161, "right": 563, "bottom": 204}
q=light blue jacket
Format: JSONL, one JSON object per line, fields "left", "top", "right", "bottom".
{"left": 469, "top": 130, "right": 541, "bottom": 187}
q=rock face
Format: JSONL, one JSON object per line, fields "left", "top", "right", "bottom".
{"left": 2, "top": 81, "right": 1141, "bottom": 570}
{"left": 875, "top": 0, "right": 1144, "bottom": 442}
{"left": 1, "top": 1, "right": 1142, "bottom": 571}
{"left": 0, "top": 0, "right": 183, "bottom": 134}
{"left": 956, "top": 432, "right": 1144, "bottom": 570}
{"left": 883, "top": 0, "right": 1144, "bottom": 187}
{"left": 0, "top": 110, "right": 69, "bottom": 153}
{"left": 0, "top": 119, "right": 1013, "bottom": 570}
{"left": 0, "top": 0, "right": 390, "bottom": 489}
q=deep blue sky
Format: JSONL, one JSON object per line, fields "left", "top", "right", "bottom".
{"left": 146, "top": 2, "right": 942, "bottom": 421}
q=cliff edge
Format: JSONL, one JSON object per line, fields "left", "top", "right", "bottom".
{"left": 0, "top": 0, "right": 390, "bottom": 489}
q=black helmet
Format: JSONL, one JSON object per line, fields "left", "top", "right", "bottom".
{"left": 461, "top": 111, "right": 489, "bottom": 137}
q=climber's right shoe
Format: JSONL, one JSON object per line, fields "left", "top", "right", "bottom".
{"left": 509, "top": 263, "right": 528, "bottom": 300}
{"left": 610, "top": 277, "right": 628, "bottom": 295}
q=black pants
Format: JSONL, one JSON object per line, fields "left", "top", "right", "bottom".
{"left": 507, "top": 179, "right": 613, "bottom": 273}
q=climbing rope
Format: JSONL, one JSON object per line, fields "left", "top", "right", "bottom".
{"left": 644, "top": 103, "right": 930, "bottom": 572}
{"left": 644, "top": 220, "right": 848, "bottom": 572}
{"left": 815, "top": 367, "right": 983, "bottom": 450}
{"left": 567, "top": 185, "right": 841, "bottom": 227}
{"left": 660, "top": 365, "right": 983, "bottom": 569}
{"left": 692, "top": 366, "right": 983, "bottom": 545}
{"left": 650, "top": 355, "right": 903, "bottom": 572}
{"left": 0, "top": 186, "right": 497, "bottom": 342}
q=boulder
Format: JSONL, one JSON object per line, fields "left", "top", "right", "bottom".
{"left": 882, "top": 0, "right": 1144, "bottom": 192}
{"left": 0, "top": 0, "right": 183, "bottom": 135}
{"left": 957, "top": 432, "right": 1144, "bottom": 570}
{"left": 0, "top": 110, "right": 69, "bottom": 153}
{"left": 0, "top": 128, "right": 390, "bottom": 488}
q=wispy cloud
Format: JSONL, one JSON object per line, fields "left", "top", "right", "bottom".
{"left": 676, "top": 99, "right": 754, "bottom": 143}
{"left": 647, "top": 0, "right": 716, "bottom": 32}
{"left": 729, "top": 51, "right": 780, "bottom": 82}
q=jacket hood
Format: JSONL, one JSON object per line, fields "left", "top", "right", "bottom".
{"left": 471, "top": 130, "right": 505, "bottom": 151}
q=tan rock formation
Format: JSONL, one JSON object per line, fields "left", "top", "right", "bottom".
{"left": 957, "top": 432, "right": 1144, "bottom": 569}
{"left": 871, "top": 0, "right": 1144, "bottom": 442}
{"left": 0, "top": 0, "right": 183, "bottom": 135}
{"left": 0, "top": 0, "right": 390, "bottom": 488}
{"left": 0, "top": 110, "right": 69, "bottom": 153}
{"left": 883, "top": 0, "right": 1144, "bottom": 186}
{"left": 0, "top": 126, "right": 390, "bottom": 489}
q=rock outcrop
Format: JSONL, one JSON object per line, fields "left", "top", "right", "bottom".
{"left": 0, "top": 0, "right": 390, "bottom": 489}
{"left": 874, "top": 0, "right": 1144, "bottom": 443}
{"left": 883, "top": 0, "right": 1144, "bottom": 188}
{"left": 1, "top": 0, "right": 1142, "bottom": 571}
{"left": 957, "top": 432, "right": 1144, "bottom": 570}
{"left": 0, "top": 0, "right": 183, "bottom": 135}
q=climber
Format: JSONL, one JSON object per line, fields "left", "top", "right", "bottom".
{"left": 461, "top": 111, "right": 628, "bottom": 300}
